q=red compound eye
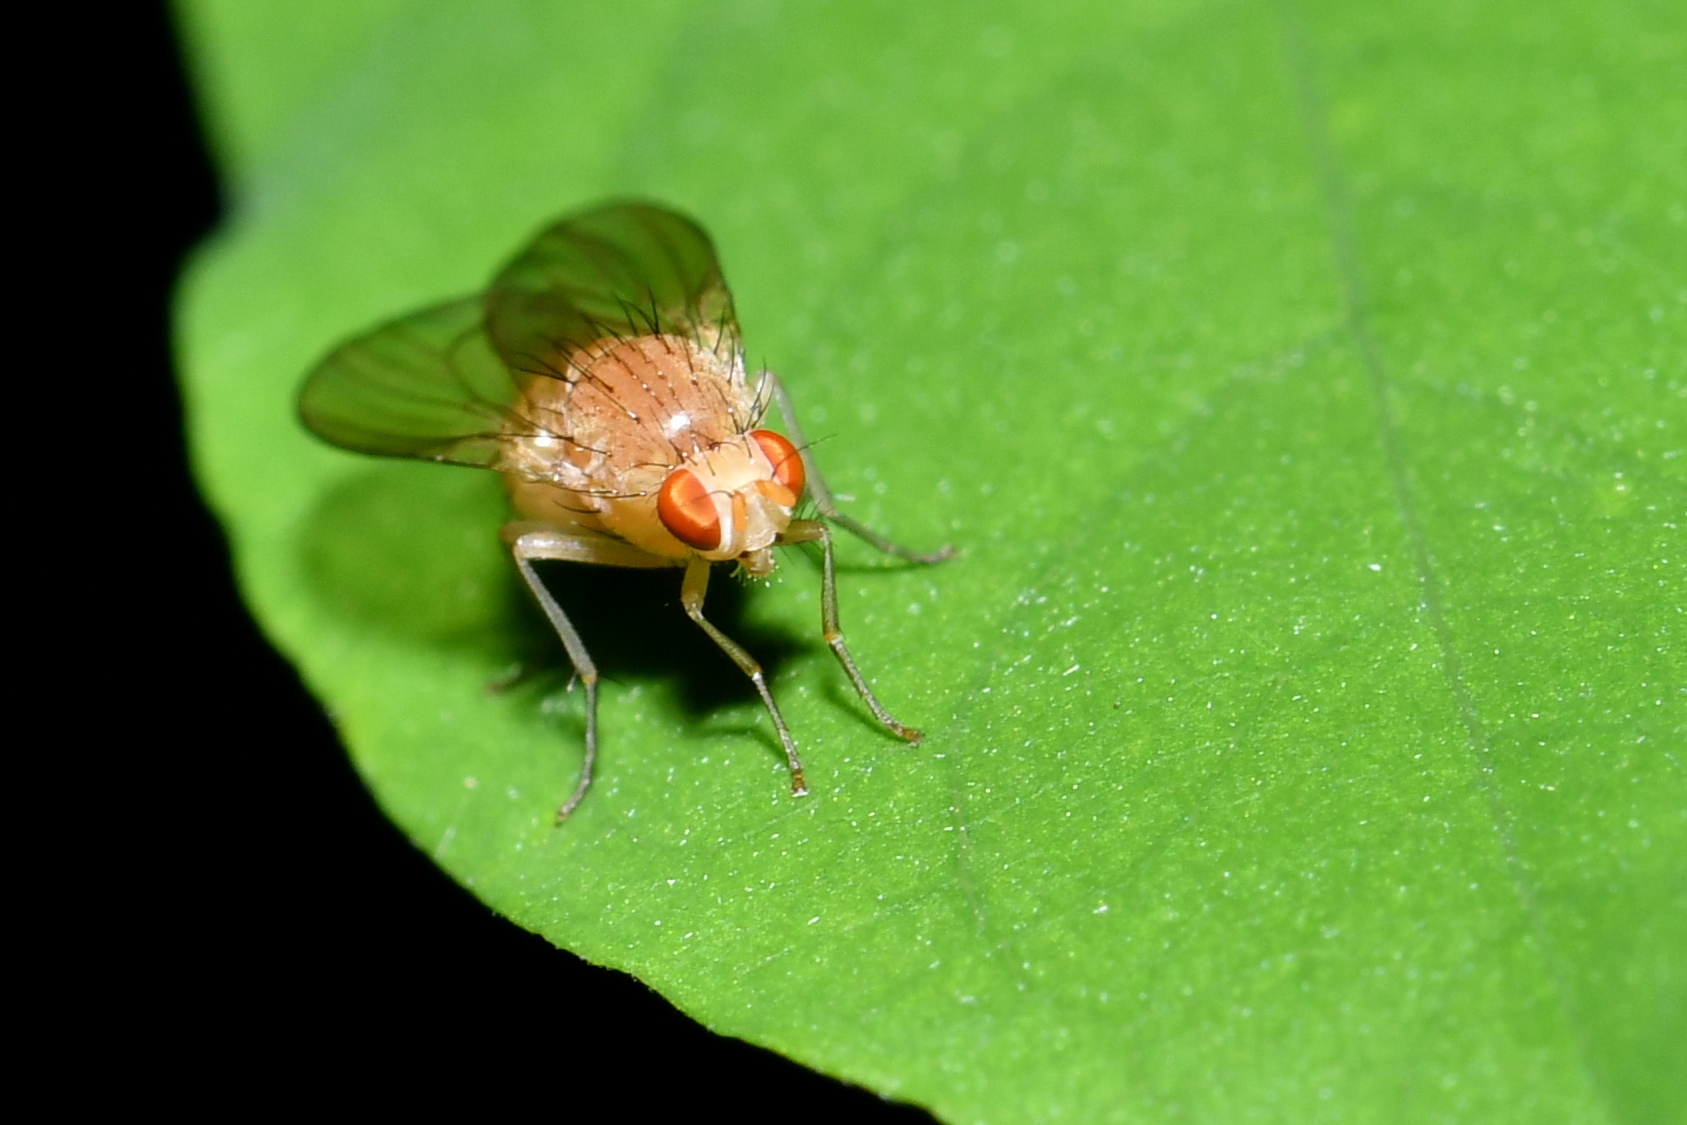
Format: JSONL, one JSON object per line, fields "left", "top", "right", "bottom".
{"left": 657, "top": 468, "right": 721, "bottom": 550}
{"left": 750, "top": 430, "right": 805, "bottom": 499}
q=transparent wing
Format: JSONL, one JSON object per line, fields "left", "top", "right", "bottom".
{"left": 298, "top": 296, "right": 522, "bottom": 467}
{"left": 485, "top": 201, "right": 740, "bottom": 379}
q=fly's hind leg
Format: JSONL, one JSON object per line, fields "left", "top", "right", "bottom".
{"left": 680, "top": 557, "right": 808, "bottom": 797}
{"left": 764, "top": 371, "right": 956, "bottom": 565}
{"left": 507, "top": 525, "right": 677, "bottom": 822}
{"left": 780, "top": 519, "right": 923, "bottom": 744}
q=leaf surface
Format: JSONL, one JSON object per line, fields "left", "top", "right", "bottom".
{"left": 177, "top": 1, "right": 1684, "bottom": 1120}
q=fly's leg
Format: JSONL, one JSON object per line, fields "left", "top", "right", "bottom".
{"left": 780, "top": 519, "right": 923, "bottom": 744}
{"left": 681, "top": 557, "right": 808, "bottom": 797}
{"left": 506, "top": 529, "right": 671, "bottom": 826}
{"left": 765, "top": 371, "right": 956, "bottom": 565}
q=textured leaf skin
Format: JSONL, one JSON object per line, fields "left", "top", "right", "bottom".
{"left": 177, "top": 1, "right": 1683, "bottom": 1122}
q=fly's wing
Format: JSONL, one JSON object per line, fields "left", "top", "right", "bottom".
{"left": 485, "top": 202, "right": 740, "bottom": 379}
{"left": 298, "top": 296, "right": 521, "bottom": 467}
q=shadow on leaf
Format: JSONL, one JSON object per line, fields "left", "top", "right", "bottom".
{"left": 522, "top": 560, "right": 805, "bottom": 720}
{"left": 299, "top": 462, "right": 518, "bottom": 651}
{"left": 298, "top": 459, "right": 808, "bottom": 718}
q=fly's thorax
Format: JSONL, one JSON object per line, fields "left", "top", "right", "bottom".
{"left": 498, "top": 336, "right": 804, "bottom": 568}
{"left": 501, "top": 332, "right": 755, "bottom": 483}
{"left": 499, "top": 332, "right": 766, "bottom": 550}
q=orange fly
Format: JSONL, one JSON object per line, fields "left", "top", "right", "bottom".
{"left": 299, "top": 202, "right": 952, "bottom": 820}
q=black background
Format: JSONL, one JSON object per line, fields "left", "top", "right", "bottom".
{"left": 73, "top": 5, "right": 940, "bottom": 1116}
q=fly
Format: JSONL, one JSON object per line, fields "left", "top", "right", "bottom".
{"left": 299, "top": 201, "right": 953, "bottom": 820}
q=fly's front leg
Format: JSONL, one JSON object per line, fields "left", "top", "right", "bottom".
{"left": 780, "top": 519, "right": 923, "bottom": 744}
{"left": 764, "top": 371, "right": 955, "bottom": 565}
{"left": 680, "top": 557, "right": 808, "bottom": 797}
{"left": 508, "top": 526, "right": 673, "bottom": 822}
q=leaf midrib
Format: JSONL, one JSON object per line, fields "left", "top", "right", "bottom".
{"left": 1278, "top": 1, "right": 1609, "bottom": 1112}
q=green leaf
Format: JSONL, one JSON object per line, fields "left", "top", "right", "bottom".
{"left": 177, "top": 0, "right": 1684, "bottom": 1120}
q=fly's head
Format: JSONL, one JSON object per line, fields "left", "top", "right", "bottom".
{"left": 657, "top": 430, "right": 805, "bottom": 577}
